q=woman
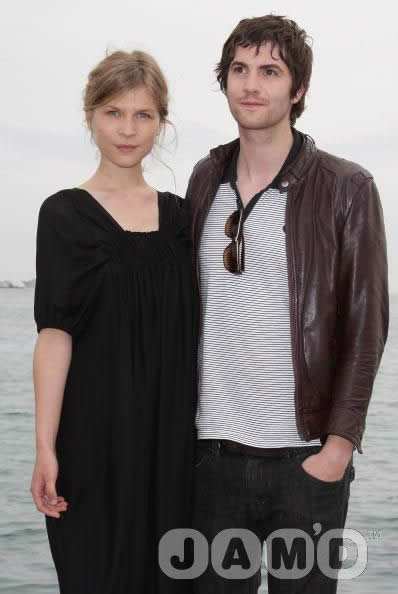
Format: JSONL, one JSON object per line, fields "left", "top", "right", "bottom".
{"left": 30, "top": 50, "right": 199, "bottom": 593}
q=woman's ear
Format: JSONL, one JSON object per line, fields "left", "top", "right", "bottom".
{"left": 85, "top": 109, "right": 92, "bottom": 129}
{"left": 156, "top": 120, "right": 165, "bottom": 139}
{"left": 86, "top": 113, "right": 96, "bottom": 145}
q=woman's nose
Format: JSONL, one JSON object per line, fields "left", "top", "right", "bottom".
{"left": 119, "top": 118, "right": 137, "bottom": 136}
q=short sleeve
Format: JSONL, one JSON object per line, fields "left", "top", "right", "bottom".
{"left": 34, "top": 193, "right": 107, "bottom": 337}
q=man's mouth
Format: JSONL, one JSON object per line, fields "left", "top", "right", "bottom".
{"left": 240, "top": 101, "right": 264, "bottom": 107}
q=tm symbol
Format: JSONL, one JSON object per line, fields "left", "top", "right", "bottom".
{"left": 368, "top": 530, "right": 382, "bottom": 539}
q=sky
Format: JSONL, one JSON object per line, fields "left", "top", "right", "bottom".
{"left": 1, "top": 0, "right": 397, "bottom": 290}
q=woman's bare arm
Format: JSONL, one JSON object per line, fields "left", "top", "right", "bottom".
{"left": 31, "top": 328, "right": 72, "bottom": 518}
{"left": 33, "top": 328, "right": 72, "bottom": 451}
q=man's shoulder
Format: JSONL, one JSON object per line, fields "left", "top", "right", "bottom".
{"left": 190, "top": 153, "right": 214, "bottom": 176}
{"left": 189, "top": 138, "right": 238, "bottom": 178}
{"left": 186, "top": 153, "right": 217, "bottom": 201}
{"left": 311, "top": 145, "right": 380, "bottom": 218}
{"left": 316, "top": 147, "right": 374, "bottom": 189}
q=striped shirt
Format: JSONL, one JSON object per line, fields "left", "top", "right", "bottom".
{"left": 196, "top": 132, "right": 321, "bottom": 448}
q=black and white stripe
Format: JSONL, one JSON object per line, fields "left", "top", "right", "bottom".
{"left": 196, "top": 182, "right": 321, "bottom": 447}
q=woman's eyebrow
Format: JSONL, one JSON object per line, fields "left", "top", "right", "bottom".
{"left": 105, "top": 104, "right": 155, "bottom": 112}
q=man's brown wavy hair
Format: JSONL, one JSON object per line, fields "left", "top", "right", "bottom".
{"left": 215, "top": 15, "right": 313, "bottom": 126}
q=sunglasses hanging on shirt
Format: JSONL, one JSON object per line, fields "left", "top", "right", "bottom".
{"left": 223, "top": 208, "right": 245, "bottom": 273}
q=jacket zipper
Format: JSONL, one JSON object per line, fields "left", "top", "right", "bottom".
{"left": 285, "top": 192, "right": 307, "bottom": 440}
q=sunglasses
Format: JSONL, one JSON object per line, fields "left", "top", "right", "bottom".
{"left": 223, "top": 208, "right": 245, "bottom": 273}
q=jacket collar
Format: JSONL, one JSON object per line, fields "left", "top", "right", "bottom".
{"left": 209, "top": 132, "right": 318, "bottom": 197}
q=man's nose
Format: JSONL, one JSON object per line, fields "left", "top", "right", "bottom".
{"left": 243, "top": 71, "right": 261, "bottom": 95}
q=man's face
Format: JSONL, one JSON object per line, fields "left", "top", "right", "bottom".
{"left": 225, "top": 41, "right": 303, "bottom": 131}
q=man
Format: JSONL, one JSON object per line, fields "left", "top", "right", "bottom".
{"left": 185, "top": 14, "right": 389, "bottom": 594}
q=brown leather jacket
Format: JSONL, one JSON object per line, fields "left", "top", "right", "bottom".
{"left": 186, "top": 134, "right": 389, "bottom": 453}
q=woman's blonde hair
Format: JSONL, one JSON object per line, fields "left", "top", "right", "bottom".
{"left": 83, "top": 49, "right": 171, "bottom": 130}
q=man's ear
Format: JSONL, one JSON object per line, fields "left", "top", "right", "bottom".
{"left": 292, "top": 85, "right": 304, "bottom": 105}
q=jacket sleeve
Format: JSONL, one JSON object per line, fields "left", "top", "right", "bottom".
{"left": 184, "top": 157, "right": 210, "bottom": 257}
{"left": 184, "top": 155, "right": 212, "bottom": 203}
{"left": 325, "top": 177, "right": 389, "bottom": 453}
{"left": 184, "top": 169, "right": 195, "bottom": 203}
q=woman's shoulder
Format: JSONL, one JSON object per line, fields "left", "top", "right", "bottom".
{"left": 37, "top": 189, "right": 99, "bottom": 241}
{"left": 158, "top": 191, "right": 184, "bottom": 206}
{"left": 38, "top": 188, "right": 81, "bottom": 220}
{"left": 159, "top": 191, "right": 190, "bottom": 230}
{"left": 159, "top": 192, "right": 187, "bottom": 215}
{"left": 159, "top": 191, "right": 190, "bottom": 215}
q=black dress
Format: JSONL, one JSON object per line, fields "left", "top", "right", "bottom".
{"left": 34, "top": 188, "right": 199, "bottom": 593}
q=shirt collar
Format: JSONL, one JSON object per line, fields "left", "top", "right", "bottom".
{"left": 221, "top": 127, "right": 304, "bottom": 187}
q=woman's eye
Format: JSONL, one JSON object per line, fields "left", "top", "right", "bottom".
{"left": 137, "top": 112, "right": 151, "bottom": 119}
{"left": 107, "top": 111, "right": 119, "bottom": 117}
{"left": 265, "top": 69, "right": 277, "bottom": 76}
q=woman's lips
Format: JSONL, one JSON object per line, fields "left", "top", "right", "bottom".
{"left": 116, "top": 145, "right": 138, "bottom": 153}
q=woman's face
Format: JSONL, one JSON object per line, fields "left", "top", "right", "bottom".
{"left": 88, "top": 85, "right": 162, "bottom": 169}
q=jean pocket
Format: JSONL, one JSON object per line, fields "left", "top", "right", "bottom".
{"left": 296, "top": 451, "right": 353, "bottom": 487}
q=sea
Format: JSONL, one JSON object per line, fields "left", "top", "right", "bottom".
{"left": 0, "top": 288, "right": 397, "bottom": 593}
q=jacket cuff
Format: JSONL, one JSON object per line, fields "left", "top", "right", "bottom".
{"left": 323, "top": 407, "right": 364, "bottom": 454}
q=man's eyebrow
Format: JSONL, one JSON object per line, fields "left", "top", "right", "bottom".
{"left": 230, "top": 61, "right": 247, "bottom": 68}
{"left": 230, "top": 61, "right": 283, "bottom": 71}
{"left": 260, "top": 63, "right": 283, "bottom": 71}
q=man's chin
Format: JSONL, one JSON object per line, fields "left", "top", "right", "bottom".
{"left": 234, "top": 113, "right": 290, "bottom": 133}
{"left": 235, "top": 119, "right": 274, "bottom": 131}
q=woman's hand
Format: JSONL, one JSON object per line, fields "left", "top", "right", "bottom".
{"left": 32, "top": 329, "right": 72, "bottom": 519}
{"left": 30, "top": 449, "right": 68, "bottom": 518}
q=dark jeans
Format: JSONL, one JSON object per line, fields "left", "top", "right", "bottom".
{"left": 192, "top": 440, "right": 355, "bottom": 594}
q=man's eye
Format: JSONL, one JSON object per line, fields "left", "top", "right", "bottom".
{"left": 232, "top": 66, "right": 244, "bottom": 74}
{"left": 265, "top": 69, "right": 277, "bottom": 76}
{"left": 107, "top": 111, "right": 119, "bottom": 117}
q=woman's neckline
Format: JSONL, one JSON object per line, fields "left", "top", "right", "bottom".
{"left": 73, "top": 187, "right": 161, "bottom": 234}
